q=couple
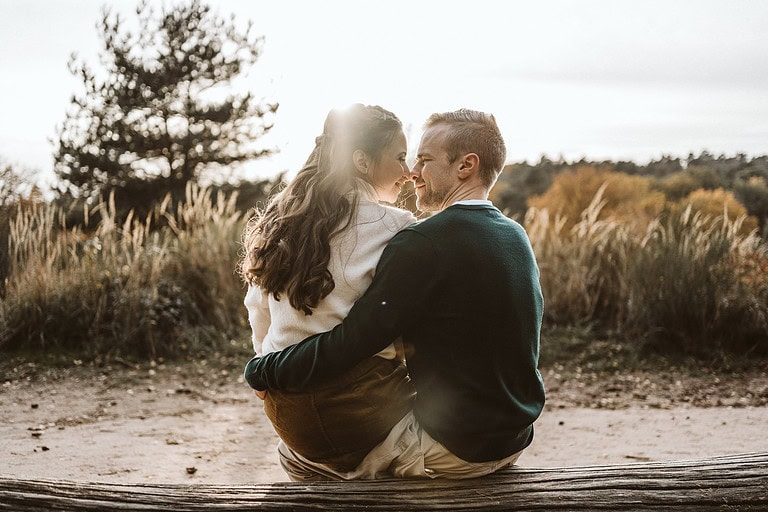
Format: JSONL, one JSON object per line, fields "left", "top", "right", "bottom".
{"left": 240, "top": 104, "right": 545, "bottom": 481}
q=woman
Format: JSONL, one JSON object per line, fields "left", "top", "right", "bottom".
{"left": 240, "top": 104, "right": 417, "bottom": 479}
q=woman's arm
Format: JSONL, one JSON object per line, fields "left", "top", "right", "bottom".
{"left": 244, "top": 285, "right": 271, "bottom": 355}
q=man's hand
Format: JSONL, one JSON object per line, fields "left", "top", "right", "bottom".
{"left": 245, "top": 354, "right": 266, "bottom": 400}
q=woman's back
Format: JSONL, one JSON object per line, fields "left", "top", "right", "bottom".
{"left": 241, "top": 103, "right": 417, "bottom": 478}
{"left": 246, "top": 188, "right": 415, "bottom": 356}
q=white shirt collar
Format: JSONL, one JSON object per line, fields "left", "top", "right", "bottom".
{"left": 452, "top": 199, "right": 492, "bottom": 206}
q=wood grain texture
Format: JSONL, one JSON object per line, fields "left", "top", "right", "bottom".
{"left": 1, "top": 452, "right": 765, "bottom": 511}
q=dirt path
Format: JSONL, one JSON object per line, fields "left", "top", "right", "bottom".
{"left": 1, "top": 358, "right": 767, "bottom": 483}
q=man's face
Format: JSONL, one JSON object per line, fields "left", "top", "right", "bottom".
{"left": 411, "top": 124, "right": 459, "bottom": 212}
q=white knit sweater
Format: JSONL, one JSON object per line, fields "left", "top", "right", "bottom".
{"left": 244, "top": 183, "right": 416, "bottom": 360}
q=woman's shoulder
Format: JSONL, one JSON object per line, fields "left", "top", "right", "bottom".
{"left": 356, "top": 199, "right": 417, "bottom": 232}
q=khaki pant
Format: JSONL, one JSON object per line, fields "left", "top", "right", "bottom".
{"left": 277, "top": 411, "right": 523, "bottom": 481}
{"left": 263, "top": 356, "right": 415, "bottom": 473}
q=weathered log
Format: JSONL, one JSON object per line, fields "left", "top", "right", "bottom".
{"left": 0, "top": 452, "right": 765, "bottom": 511}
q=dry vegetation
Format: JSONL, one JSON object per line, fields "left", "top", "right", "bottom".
{"left": 528, "top": 198, "right": 768, "bottom": 358}
{"left": 1, "top": 175, "right": 767, "bottom": 366}
{"left": 0, "top": 184, "right": 248, "bottom": 358}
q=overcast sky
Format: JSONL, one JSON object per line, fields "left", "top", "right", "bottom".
{"left": 1, "top": 0, "right": 767, "bottom": 187}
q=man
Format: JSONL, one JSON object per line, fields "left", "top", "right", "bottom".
{"left": 246, "top": 109, "right": 545, "bottom": 479}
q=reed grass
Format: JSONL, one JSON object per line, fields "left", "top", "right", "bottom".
{"left": 2, "top": 183, "right": 766, "bottom": 360}
{"left": 526, "top": 184, "right": 631, "bottom": 327}
{"left": 0, "top": 183, "right": 247, "bottom": 358}
{"left": 526, "top": 194, "right": 768, "bottom": 356}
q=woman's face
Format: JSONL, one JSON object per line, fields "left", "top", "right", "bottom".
{"left": 369, "top": 130, "right": 409, "bottom": 203}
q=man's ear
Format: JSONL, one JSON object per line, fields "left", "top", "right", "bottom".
{"left": 353, "top": 149, "right": 369, "bottom": 175}
{"left": 457, "top": 153, "right": 480, "bottom": 179}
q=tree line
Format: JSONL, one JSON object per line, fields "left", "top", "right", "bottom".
{"left": 492, "top": 153, "right": 768, "bottom": 237}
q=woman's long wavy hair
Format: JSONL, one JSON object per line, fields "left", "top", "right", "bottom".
{"left": 241, "top": 104, "right": 403, "bottom": 315}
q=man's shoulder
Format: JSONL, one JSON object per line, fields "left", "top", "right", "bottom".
{"left": 408, "top": 204, "right": 509, "bottom": 230}
{"left": 401, "top": 205, "right": 529, "bottom": 250}
{"left": 390, "top": 208, "right": 469, "bottom": 249}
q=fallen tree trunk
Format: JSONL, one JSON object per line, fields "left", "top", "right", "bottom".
{"left": 0, "top": 452, "right": 765, "bottom": 511}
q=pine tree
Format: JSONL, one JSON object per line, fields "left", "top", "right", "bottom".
{"left": 54, "top": 0, "right": 277, "bottom": 208}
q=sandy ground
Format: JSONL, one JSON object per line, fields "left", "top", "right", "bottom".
{"left": 1, "top": 358, "right": 767, "bottom": 483}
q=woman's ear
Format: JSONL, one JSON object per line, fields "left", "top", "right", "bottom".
{"left": 353, "top": 149, "right": 370, "bottom": 175}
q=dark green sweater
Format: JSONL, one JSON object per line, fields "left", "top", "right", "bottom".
{"left": 246, "top": 204, "right": 545, "bottom": 462}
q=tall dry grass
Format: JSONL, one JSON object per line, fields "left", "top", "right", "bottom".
{"left": 0, "top": 183, "right": 247, "bottom": 358}
{"left": 2, "top": 181, "right": 766, "bottom": 360}
{"left": 525, "top": 184, "right": 631, "bottom": 327}
{"left": 526, "top": 190, "right": 768, "bottom": 357}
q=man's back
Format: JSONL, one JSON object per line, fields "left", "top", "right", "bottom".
{"left": 379, "top": 203, "right": 545, "bottom": 462}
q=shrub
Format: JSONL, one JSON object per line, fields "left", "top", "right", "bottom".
{"left": 527, "top": 166, "right": 665, "bottom": 234}
{"left": 733, "top": 176, "right": 768, "bottom": 237}
{"left": 668, "top": 188, "right": 759, "bottom": 236}
{"left": 625, "top": 207, "right": 767, "bottom": 356}
{"left": 526, "top": 190, "right": 768, "bottom": 357}
{"left": 0, "top": 183, "right": 246, "bottom": 358}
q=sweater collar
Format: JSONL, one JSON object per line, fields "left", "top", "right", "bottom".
{"left": 452, "top": 199, "right": 492, "bottom": 207}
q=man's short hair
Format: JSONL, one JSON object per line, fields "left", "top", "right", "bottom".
{"left": 424, "top": 109, "right": 507, "bottom": 188}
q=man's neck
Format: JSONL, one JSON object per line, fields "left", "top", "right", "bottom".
{"left": 438, "top": 184, "right": 488, "bottom": 211}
